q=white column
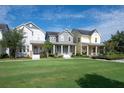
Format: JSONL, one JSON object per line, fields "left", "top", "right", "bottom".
{"left": 29, "top": 44, "right": 33, "bottom": 57}
{"left": 80, "top": 44, "right": 82, "bottom": 55}
{"left": 68, "top": 45, "right": 70, "bottom": 54}
{"left": 87, "top": 45, "right": 89, "bottom": 56}
{"left": 95, "top": 46, "right": 98, "bottom": 56}
{"left": 75, "top": 45, "right": 76, "bottom": 55}
{"left": 53, "top": 45, "right": 55, "bottom": 54}
{"left": 61, "top": 45, "right": 63, "bottom": 55}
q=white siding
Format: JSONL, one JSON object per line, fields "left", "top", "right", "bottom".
{"left": 0, "top": 31, "right": 2, "bottom": 40}
{"left": 49, "top": 36, "right": 56, "bottom": 42}
{"left": 81, "top": 35, "right": 90, "bottom": 43}
{"left": 58, "top": 31, "right": 73, "bottom": 43}
{"left": 91, "top": 31, "right": 101, "bottom": 44}
{"left": 16, "top": 23, "right": 46, "bottom": 57}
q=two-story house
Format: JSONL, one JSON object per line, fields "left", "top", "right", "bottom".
{"left": 0, "top": 24, "right": 9, "bottom": 55}
{"left": 46, "top": 30, "right": 76, "bottom": 56}
{"left": 16, "top": 22, "right": 46, "bottom": 58}
{"left": 72, "top": 29, "right": 103, "bottom": 56}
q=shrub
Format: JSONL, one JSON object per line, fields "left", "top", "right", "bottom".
{"left": 40, "top": 51, "right": 47, "bottom": 58}
{"left": 106, "top": 54, "right": 124, "bottom": 60}
{"left": 91, "top": 55, "right": 106, "bottom": 59}
{"left": 91, "top": 54, "right": 124, "bottom": 60}
{"left": 0, "top": 53, "right": 9, "bottom": 59}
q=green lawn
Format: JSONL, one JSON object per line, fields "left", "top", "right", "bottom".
{"left": 0, "top": 58, "right": 124, "bottom": 88}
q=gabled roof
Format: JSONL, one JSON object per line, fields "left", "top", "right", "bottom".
{"left": 0, "top": 24, "right": 9, "bottom": 32}
{"left": 72, "top": 28, "right": 96, "bottom": 35}
{"left": 16, "top": 22, "right": 46, "bottom": 34}
{"left": 58, "top": 30, "right": 74, "bottom": 36}
{"left": 46, "top": 31, "right": 59, "bottom": 36}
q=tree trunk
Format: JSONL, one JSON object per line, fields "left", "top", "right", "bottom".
{"left": 46, "top": 51, "right": 49, "bottom": 58}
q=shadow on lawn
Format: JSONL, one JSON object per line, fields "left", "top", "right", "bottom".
{"left": 76, "top": 74, "right": 124, "bottom": 88}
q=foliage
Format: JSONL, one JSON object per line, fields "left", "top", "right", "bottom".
{"left": 0, "top": 29, "right": 24, "bottom": 58}
{"left": 104, "top": 30, "right": 124, "bottom": 54}
{"left": 42, "top": 40, "right": 53, "bottom": 58}
{"left": 0, "top": 53, "right": 9, "bottom": 59}
{"left": 106, "top": 54, "right": 124, "bottom": 60}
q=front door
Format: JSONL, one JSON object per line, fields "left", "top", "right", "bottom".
{"left": 33, "top": 46, "right": 39, "bottom": 54}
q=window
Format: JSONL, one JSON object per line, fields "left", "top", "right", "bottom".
{"left": 95, "top": 38, "right": 97, "bottom": 43}
{"left": 60, "top": 36, "right": 64, "bottom": 41}
{"left": 69, "top": 37, "right": 71, "bottom": 41}
{"left": 78, "top": 38, "right": 80, "bottom": 42}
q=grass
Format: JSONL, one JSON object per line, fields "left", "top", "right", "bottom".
{"left": 0, "top": 58, "right": 124, "bottom": 88}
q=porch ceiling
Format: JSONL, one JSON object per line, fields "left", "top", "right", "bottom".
{"left": 52, "top": 42, "right": 76, "bottom": 45}
{"left": 82, "top": 43, "right": 104, "bottom": 46}
{"left": 30, "top": 40, "right": 44, "bottom": 44}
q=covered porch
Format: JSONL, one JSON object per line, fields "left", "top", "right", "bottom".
{"left": 81, "top": 43, "right": 104, "bottom": 56}
{"left": 30, "top": 40, "right": 44, "bottom": 60}
{"left": 51, "top": 43, "right": 76, "bottom": 56}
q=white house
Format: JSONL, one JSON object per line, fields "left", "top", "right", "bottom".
{"left": 16, "top": 22, "right": 46, "bottom": 58}
{"left": 46, "top": 30, "right": 76, "bottom": 56}
{"left": 72, "top": 29, "right": 103, "bottom": 56}
{"left": 0, "top": 24, "right": 9, "bottom": 55}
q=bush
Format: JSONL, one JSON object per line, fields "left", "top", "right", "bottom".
{"left": 54, "top": 54, "right": 63, "bottom": 58}
{"left": 91, "top": 54, "right": 124, "bottom": 60}
{"left": 49, "top": 54, "right": 55, "bottom": 57}
{"left": 0, "top": 53, "right": 9, "bottom": 59}
{"left": 91, "top": 55, "right": 106, "bottom": 59}
{"left": 106, "top": 54, "right": 124, "bottom": 60}
{"left": 40, "top": 51, "right": 47, "bottom": 58}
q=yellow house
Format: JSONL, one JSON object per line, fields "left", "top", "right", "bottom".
{"left": 72, "top": 29, "right": 104, "bottom": 56}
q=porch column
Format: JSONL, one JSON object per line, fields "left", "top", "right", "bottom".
{"left": 53, "top": 45, "right": 55, "bottom": 54}
{"left": 95, "top": 46, "right": 98, "bottom": 56}
{"left": 80, "top": 44, "right": 82, "bottom": 55}
{"left": 87, "top": 45, "right": 89, "bottom": 56}
{"left": 68, "top": 45, "right": 70, "bottom": 54}
{"left": 75, "top": 45, "right": 76, "bottom": 55}
{"left": 61, "top": 45, "right": 63, "bottom": 54}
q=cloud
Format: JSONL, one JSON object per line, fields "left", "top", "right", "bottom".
{"left": 79, "top": 7, "right": 124, "bottom": 42}
{"left": 40, "top": 6, "right": 84, "bottom": 21}
{"left": 0, "top": 6, "right": 11, "bottom": 24}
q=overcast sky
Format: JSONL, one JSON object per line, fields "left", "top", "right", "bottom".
{"left": 0, "top": 5, "right": 124, "bottom": 42}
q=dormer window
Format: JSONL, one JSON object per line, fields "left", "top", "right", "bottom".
{"left": 95, "top": 38, "right": 97, "bottom": 43}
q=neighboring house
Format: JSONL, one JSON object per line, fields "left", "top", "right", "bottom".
{"left": 0, "top": 24, "right": 9, "bottom": 55}
{"left": 72, "top": 29, "right": 104, "bottom": 56}
{"left": 16, "top": 22, "right": 46, "bottom": 57}
{"left": 46, "top": 30, "right": 76, "bottom": 56}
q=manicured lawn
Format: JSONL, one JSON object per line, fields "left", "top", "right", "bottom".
{"left": 0, "top": 58, "right": 124, "bottom": 88}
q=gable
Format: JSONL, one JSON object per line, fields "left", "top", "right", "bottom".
{"left": 59, "top": 30, "right": 73, "bottom": 37}
{"left": 16, "top": 22, "right": 46, "bottom": 34}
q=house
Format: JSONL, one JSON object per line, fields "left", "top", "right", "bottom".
{"left": 16, "top": 22, "right": 46, "bottom": 58}
{"left": 0, "top": 24, "right": 9, "bottom": 55}
{"left": 72, "top": 29, "right": 104, "bottom": 56}
{"left": 46, "top": 30, "right": 76, "bottom": 56}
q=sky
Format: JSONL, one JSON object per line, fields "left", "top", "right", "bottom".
{"left": 0, "top": 5, "right": 124, "bottom": 42}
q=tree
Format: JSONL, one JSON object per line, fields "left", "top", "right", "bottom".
{"left": 0, "top": 29, "right": 24, "bottom": 58}
{"left": 42, "top": 40, "right": 53, "bottom": 58}
{"left": 104, "top": 30, "right": 124, "bottom": 54}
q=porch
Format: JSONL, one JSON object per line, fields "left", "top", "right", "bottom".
{"left": 52, "top": 43, "right": 76, "bottom": 56}
{"left": 81, "top": 43, "right": 104, "bottom": 56}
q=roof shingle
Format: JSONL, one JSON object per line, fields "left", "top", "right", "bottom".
{"left": 72, "top": 29, "right": 95, "bottom": 35}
